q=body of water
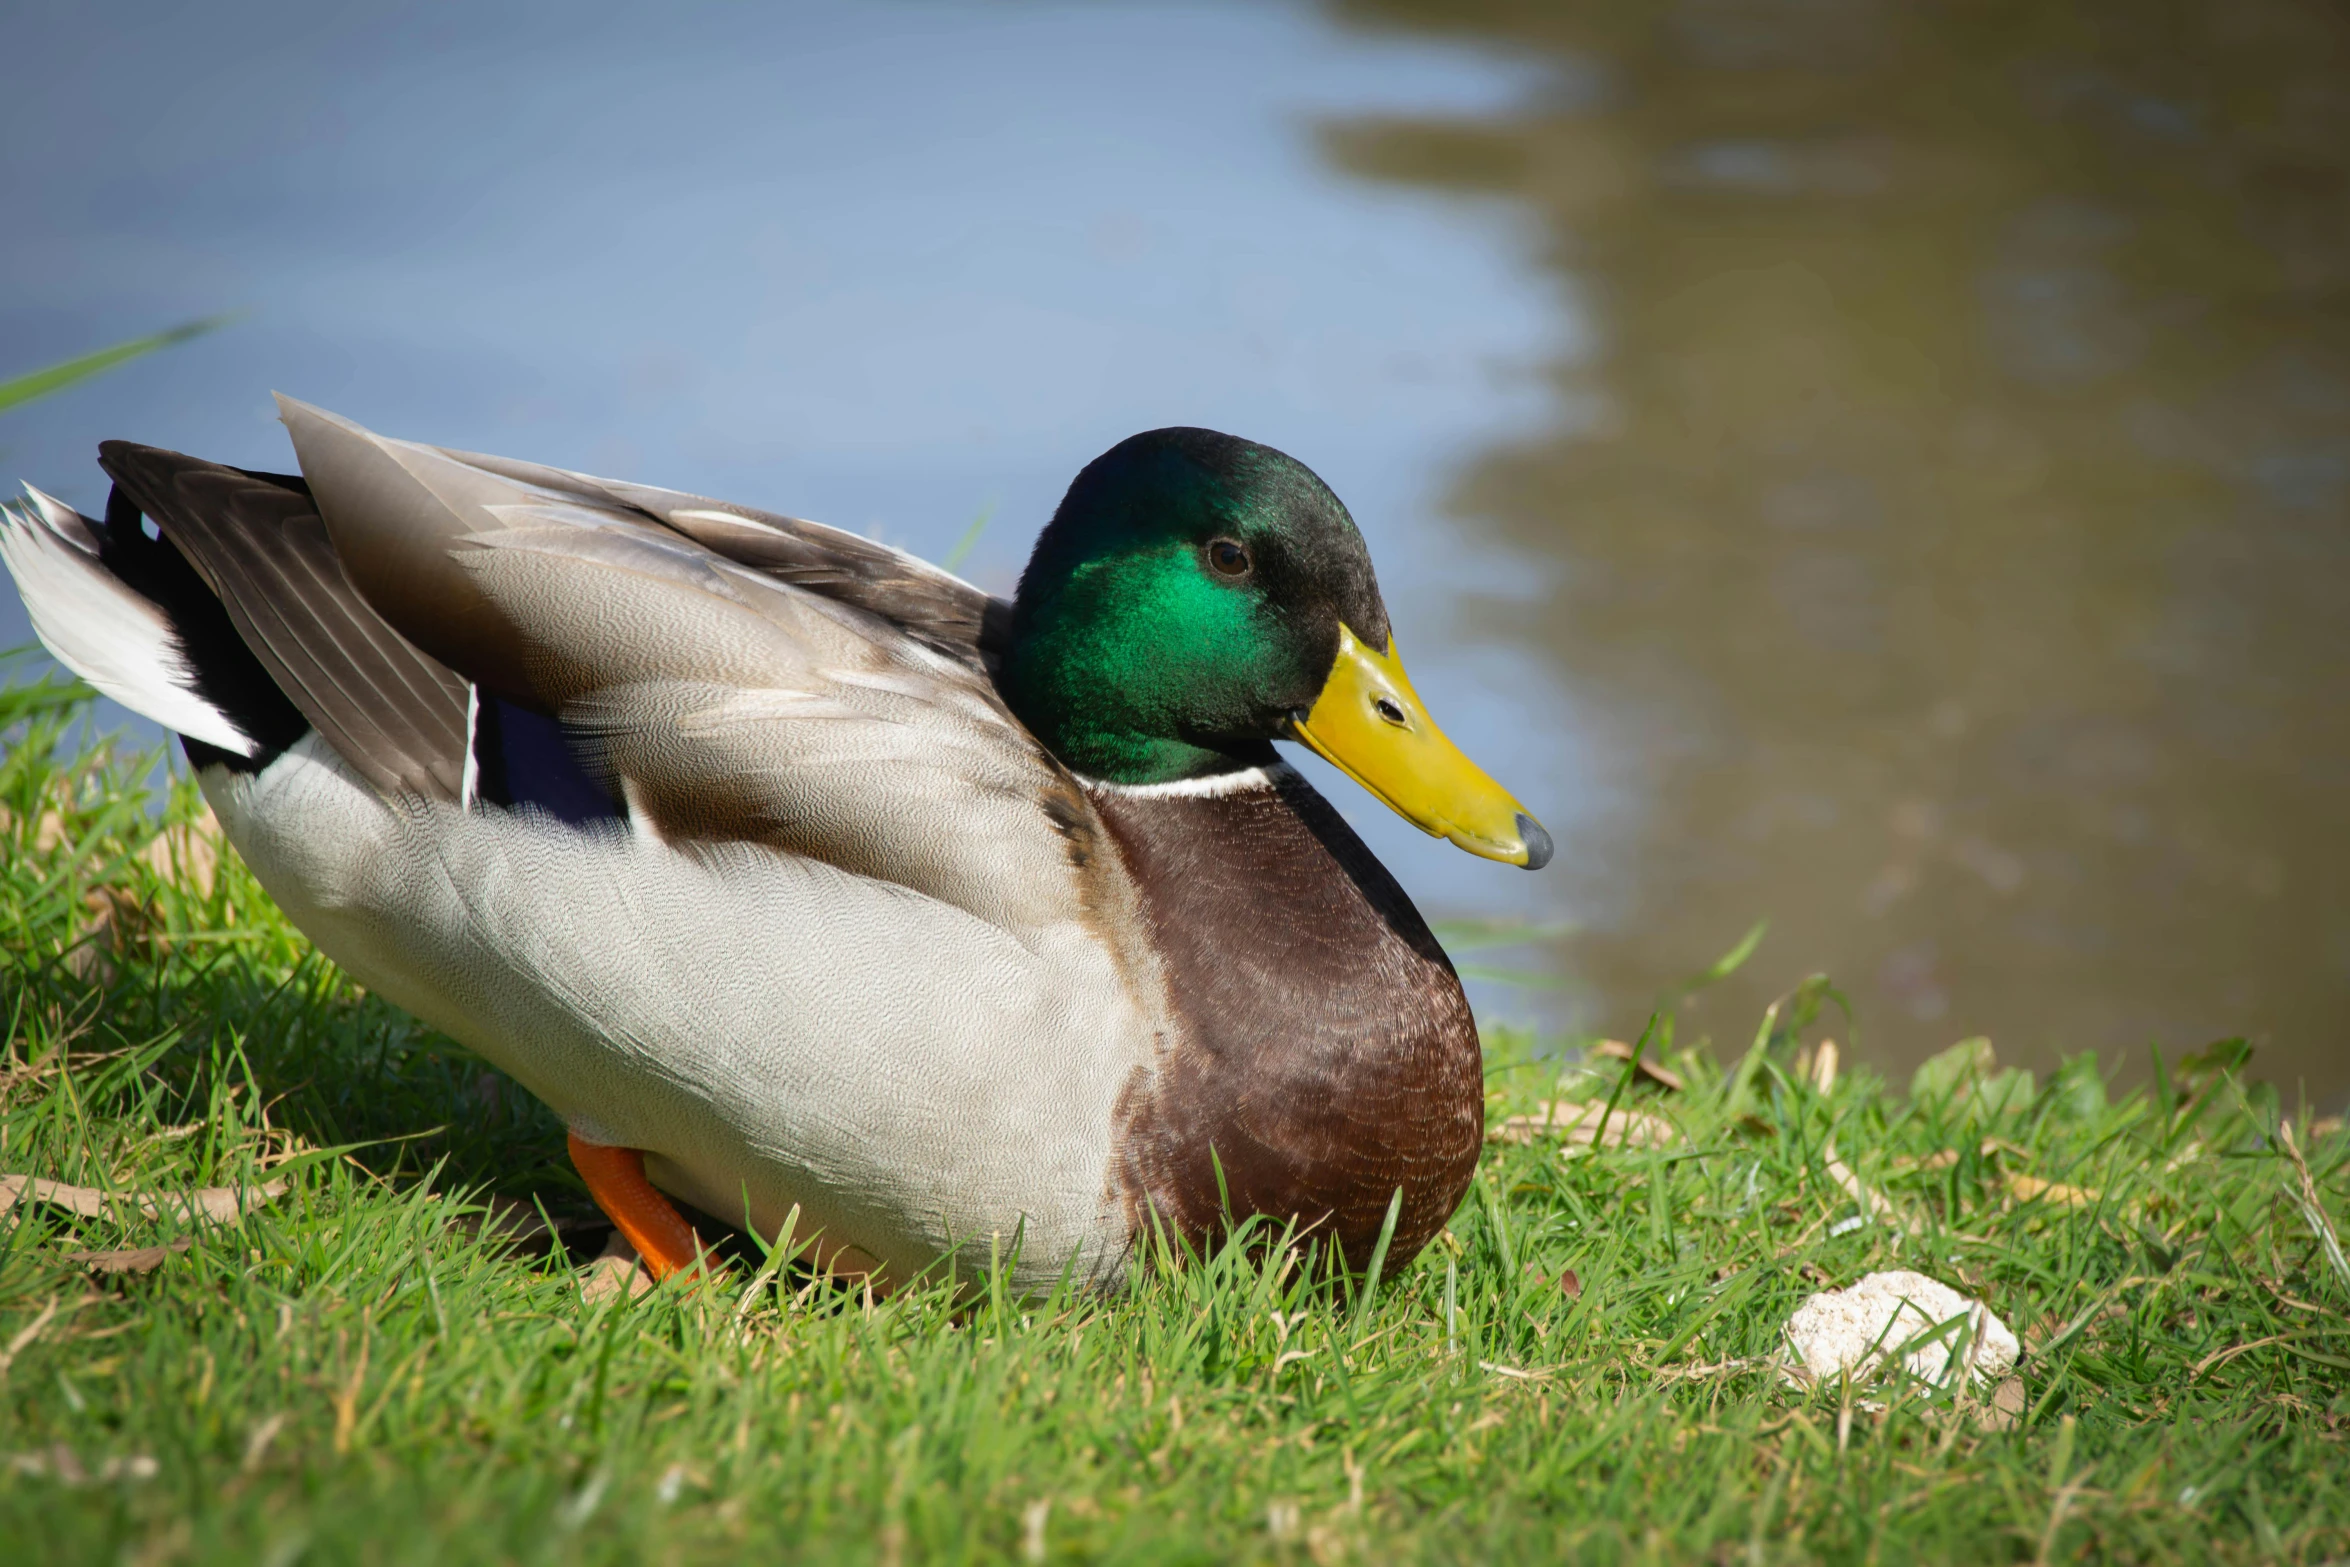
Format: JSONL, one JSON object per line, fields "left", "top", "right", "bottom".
{"left": 5, "top": 0, "right": 2343, "bottom": 1103}
{"left": 1331, "top": 0, "right": 2350, "bottom": 1103}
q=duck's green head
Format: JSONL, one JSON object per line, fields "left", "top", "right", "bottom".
{"left": 1003, "top": 428, "right": 1550, "bottom": 869}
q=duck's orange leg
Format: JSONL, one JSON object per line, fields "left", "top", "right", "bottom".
{"left": 567, "top": 1133, "right": 708, "bottom": 1281}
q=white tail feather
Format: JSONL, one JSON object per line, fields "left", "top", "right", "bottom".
{"left": 0, "top": 486, "right": 258, "bottom": 755}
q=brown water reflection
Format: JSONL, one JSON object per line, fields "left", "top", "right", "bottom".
{"left": 1326, "top": 0, "right": 2350, "bottom": 1101}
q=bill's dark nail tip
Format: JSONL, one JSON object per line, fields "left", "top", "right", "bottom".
{"left": 1516, "top": 813, "right": 1554, "bottom": 871}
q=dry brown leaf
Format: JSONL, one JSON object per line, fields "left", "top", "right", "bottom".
{"left": 62, "top": 1237, "right": 196, "bottom": 1275}
{"left": 67, "top": 887, "right": 152, "bottom": 985}
{"left": 478, "top": 1198, "right": 553, "bottom": 1242}
{"left": 0, "top": 1174, "right": 286, "bottom": 1224}
{"left": 453, "top": 1195, "right": 596, "bottom": 1252}
{"left": 1522, "top": 1263, "right": 1583, "bottom": 1298}
{"left": 581, "top": 1229, "right": 652, "bottom": 1303}
{"left": 1899, "top": 1137, "right": 2031, "bottom": 1175}
{"left": 0, "top": 802, "right": 73, "bottom": 853}
{"left": 1588, "top": 1039, "right": 1686, "bottom": 1092}
{"left": 1975, "top": 1376, "right": 2028, "bottom": 1431}
{"left": 15, "top": 805, "right": 227, "bottom": 986}
{"left": 2006, "top": 1172, "right": 2098, "bottom": 1206}
{"left": 140, "top": 809, "right": 223, "bottom": 894}
{"left": 1488, "top": 1100, "right": 1683, "bottom": 1149}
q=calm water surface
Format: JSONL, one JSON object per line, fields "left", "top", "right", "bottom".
{"left": 4, "top": 1, "right": 2343, "bottom": 1101}
{"left": 1327, "top": 0, "right": 2350, "bottom": 1101}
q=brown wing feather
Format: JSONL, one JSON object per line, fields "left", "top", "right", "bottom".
{"left": 435, "top": 446, "right": 1006, "bottom": 673}
{"left": 271, "top": 398, "right": 1104, "bottom": 933}
{"left": 97, "top": 443, "right": 470, "bottom": 801}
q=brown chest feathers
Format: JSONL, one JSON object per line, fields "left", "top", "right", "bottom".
{"left": 1095, "top": 764, "right": 1484, "bottom": 1274}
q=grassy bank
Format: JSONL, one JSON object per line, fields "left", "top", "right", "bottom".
{"left": 3, "top": 679, "right": 2346, "bottom": 1564}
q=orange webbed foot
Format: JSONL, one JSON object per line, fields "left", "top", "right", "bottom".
{"left": 567, "top": 1132, "right": 711, "bottom": 1282}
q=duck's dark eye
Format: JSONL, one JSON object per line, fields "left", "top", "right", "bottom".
{"left": 1206, "top": 538, "right": 1252, "bottom": 578}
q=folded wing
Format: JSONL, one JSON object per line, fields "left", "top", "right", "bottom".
{"left": 276, "top": 397, "right": 1097, "bottom": 932}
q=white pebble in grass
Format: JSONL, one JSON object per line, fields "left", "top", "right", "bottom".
{"left": 1783, "top": 1270, "right": 2019, "bottom": 1388}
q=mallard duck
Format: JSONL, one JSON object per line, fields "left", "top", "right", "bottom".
{"left": 1, "top": 398, "right": 1549, "bottom": 1289}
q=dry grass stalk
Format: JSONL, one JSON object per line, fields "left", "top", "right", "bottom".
{"left": 2278, "top": 1119, "right": 2349, "bottom": 1293}
{"left": 1821, "top": 1141, "right": 1917, "bottom": 1234}
{"left": 0, "top": 1296, "right": 63, "bottom": 1382}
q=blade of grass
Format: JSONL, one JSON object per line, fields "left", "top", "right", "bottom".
{"left": 941, "top": 503, "right": 995, "bottom": 572}
{"left": 0, "top": 317, "right": 235, "bottom": 414}
{"left": 1352, "top": 1186, "right": 1404, "bottom": 1335}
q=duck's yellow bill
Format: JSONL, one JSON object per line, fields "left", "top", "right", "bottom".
{"left": 1289, "top": 624, "right": 1553, "bottom": 870}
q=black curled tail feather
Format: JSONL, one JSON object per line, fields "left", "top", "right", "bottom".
{"left": 88, "top": 478, "right": 310, "bottom": 773}
{"left": 96, "top": 445, "right": 469, "bottom": 800}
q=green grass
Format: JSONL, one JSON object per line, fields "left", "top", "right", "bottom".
{"left": 0, "top": 319, "right": 232, "bottom": 416}
{"left": 3, "top": 675, "right": 2346, "bottom": 1564}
